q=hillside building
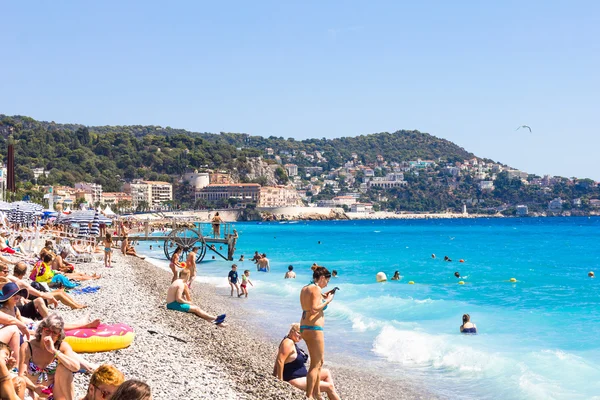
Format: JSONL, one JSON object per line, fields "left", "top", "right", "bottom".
{"left": 75, "top": 182, "right": 103, "bottom": 204}
{"left": 196, "top": 183, "right": 260, "bottom": 203}
{"left": 258, "top": 185, "right": 303, "bottom": 207}
{"left": 124, "top": 181, "right": 173, "bottom": 210}
{"left": 183, "top": 170, "right": 210, "bottom": 190}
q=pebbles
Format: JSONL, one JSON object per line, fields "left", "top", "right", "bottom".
{"left": 66, "top": 252, "right": 436, "bottom": 400}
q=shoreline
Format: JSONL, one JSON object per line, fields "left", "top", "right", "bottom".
{"left": 139, "top": 209, "right": 600, "bottom": 223}
{"left": 70, "top": 252, "right": 436, "bottom": 399}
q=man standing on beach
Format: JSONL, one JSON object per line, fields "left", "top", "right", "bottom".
{"left": 186, "top": 247, "right": 198, "bottom": 288}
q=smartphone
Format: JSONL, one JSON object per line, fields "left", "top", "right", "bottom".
{"left": 329, "top": 287, "right": 340, "bottom": 295}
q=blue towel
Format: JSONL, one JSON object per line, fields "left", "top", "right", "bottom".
{"left": 51, "top": 274, "right": 79, "bottom": 289}
{"left": 71, "top": 286, "right": 101, "bottom": 295}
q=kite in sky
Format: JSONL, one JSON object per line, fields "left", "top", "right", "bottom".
{"left": 516, "top": 125, "right": 532, "bottom": 132}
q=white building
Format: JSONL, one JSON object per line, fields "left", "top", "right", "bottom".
{"left": 284, "top": 164, "right": 298, "bottom": 177}
{"left": 74, "top": 182, "right": 103, "bottom": 204}
{"left": 0, "top": 165, "right": 6, "bottom": 201}
{"left": 32, "top": 167, "right": 47, "bottom": 182}
{"left": 479, "top": 181, "right": 494, "bottom": 191}
{"left": 350, "top": 203, "right": 373, "bottom": 213}
{"left": 183, "top": 171, "right": 210, "bottom": 190}
{"left": 548, "top": 197, "right": 563, "bottom": 212}
{"left": 126, "top": 181, "right": 173, "bottom": 210}
{"left": 516, "top": 205, "right": 528, "bottom": 216}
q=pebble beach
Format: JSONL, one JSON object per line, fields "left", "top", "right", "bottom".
{"left": 65, "top": 252, "right": 435, "bottom": 399}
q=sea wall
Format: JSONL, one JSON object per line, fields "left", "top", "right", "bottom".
{"left": 256, "top": 206, "right": 348, "bottom": 221}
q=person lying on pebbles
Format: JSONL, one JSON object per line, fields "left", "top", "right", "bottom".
{"left": 166, "top": 269, "right": 226, "bottom": 327}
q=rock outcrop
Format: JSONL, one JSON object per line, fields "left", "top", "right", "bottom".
{"left": 231, "top": 157, "right": 281, "bottom": 186}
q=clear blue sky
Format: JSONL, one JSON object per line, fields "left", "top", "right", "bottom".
{"left": 2, "top": 1, "right": 599, "bottom": 179}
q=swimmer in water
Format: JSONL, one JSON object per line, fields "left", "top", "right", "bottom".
{"left": 589, "top": 271, "right": 595, "bottom": 278}
{"left": 391, "top": 271, "right": 400, "bottom": 280}
{"left": 332, "top": 270, "right": 338, "bottom": 278}
{"left": 454, "top": 272, "right": 460, "bottom": 278}
{"left": 460, "top": 314, "right": 477, "bottom": 334}
{"left": 150, "top": 245, "right": 153, "bottom": 250}
{"left": 285, "top": 265, "right": 296, "bottom": 279}
{"left": 431, "top": 254, "right": 436, "bottom": 259}
{"left": 444, "top": 256, "right": 452, "bottom": 262}
{"left": 239, "top": 255, "right": 245, "bottom": 261}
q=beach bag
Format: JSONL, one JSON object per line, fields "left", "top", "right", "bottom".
{"left": 29, "top": 260, "right": 42, "bottom": 281}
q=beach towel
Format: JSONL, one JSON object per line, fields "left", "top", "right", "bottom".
{"left": 70, "top": 286, "right": 101, "bottom": 295}
{"left": 50, "top": 274, "right": 79, "bottom": 289}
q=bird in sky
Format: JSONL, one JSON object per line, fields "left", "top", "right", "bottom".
{"left": 516, "top": 125, "right": 532, "bottom": 132}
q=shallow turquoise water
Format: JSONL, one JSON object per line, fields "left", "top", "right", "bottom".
{"left": 139, "top": 217, "right": 600, "bottom": 399}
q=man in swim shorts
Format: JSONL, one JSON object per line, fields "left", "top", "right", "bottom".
{"left": 166, "top": 269, "right": 226, "bottom": 326}
{"left": 257, "top": 254, "right": 270, "bottom": 272}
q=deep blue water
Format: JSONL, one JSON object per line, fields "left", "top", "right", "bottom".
{"left": 138, "top": 217, "right": 600, "bottom": 400}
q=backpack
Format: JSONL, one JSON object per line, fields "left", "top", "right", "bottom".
{"left": 29, "top": 260, "right": 42, "bottom": 281}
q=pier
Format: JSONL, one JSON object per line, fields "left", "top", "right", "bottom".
{"left": 126, "top": 221, "right": 238, "bottom": 263}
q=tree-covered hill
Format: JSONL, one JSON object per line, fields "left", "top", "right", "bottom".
{"left": 0, "top": 114, "right": 478, "bottom": 177}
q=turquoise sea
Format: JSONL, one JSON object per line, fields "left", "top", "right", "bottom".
{"left": 138, "top": 217, "right": 600, "bottom": 400}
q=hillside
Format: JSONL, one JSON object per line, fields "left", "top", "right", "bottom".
{"left": 0, "top": 114, "right": 477, "bottom": 183}
{"left": 2, "top": 114, "right": 597, "bottom": 215}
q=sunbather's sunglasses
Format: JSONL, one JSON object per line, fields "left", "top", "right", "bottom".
{"left": 92, "top": 384, "right": 113, "bottom": 399}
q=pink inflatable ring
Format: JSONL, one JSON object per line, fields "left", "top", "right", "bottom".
{"left": 65, "top": 323, "right": 135, "bottom": 353}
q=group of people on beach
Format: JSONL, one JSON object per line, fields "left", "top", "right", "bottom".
{"left": 0, "top": 221, "right": 155, "bottom": 399}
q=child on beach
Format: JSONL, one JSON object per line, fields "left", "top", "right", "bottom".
{"left": 228, "top": 264, "right": 240, "bottom": 297}
{"left": 239, "top": 270, "right": 253, "bottom": 298}
{"left": 103, "top": 233, "right": 113, "bottom": 268}
{"left": 166, "top": 269, "right": 226, "bottom": 326}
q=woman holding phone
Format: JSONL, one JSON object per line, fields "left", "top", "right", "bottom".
{"left": 299, "top": 266, "right": 335, "bottom": 400}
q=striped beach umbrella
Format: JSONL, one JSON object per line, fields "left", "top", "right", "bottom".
{"left": 89, "top": 210, "right": 101, "bottom": 238}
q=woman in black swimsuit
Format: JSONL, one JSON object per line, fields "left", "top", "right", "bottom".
{"left": 273, "top": 323, "right": 340, "bottom": 400}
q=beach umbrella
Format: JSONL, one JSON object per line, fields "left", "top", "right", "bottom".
{"left": 89, "top": 210, "right": 101, "bottom": 238}
{"left": 78, "top": 223, "right": 89, "bottom": 238}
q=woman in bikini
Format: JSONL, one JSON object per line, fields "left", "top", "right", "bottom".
{"left": 273, "top": 322, "right": 340, "bottom": 400}
{"left": 18, "top": 313, "right": 80, "bottom": 400}
{"left": 299, "top": 266, "right": 335, "bottom": 400}
{"left": 103, "top": 233, "right": 113, "bottom": 268}
{"left": 169, "top": 247, "right": 182, "bottom": 283}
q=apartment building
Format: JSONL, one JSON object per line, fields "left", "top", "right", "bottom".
{"left": 258, "top": 185, "right": 303, "bottom": 207}
{"left": 75, "top": 182, "right": 103, "bottom": 204}
{"left": 124, "top": 181, "right": 173, "bottom": 209}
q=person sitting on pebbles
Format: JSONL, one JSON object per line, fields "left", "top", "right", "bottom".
{"left": 166, "top": 269, "right": 226, "bottom": 327}
{"left": 274, "top": 322, "right": 340, "bottom": 400}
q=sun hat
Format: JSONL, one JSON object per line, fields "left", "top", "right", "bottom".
{"left": 0, "top": 282, "right": 28, "bottom": 302}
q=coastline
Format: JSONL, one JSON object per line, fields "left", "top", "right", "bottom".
{"left": 69, "top": 252, "right": 436, "bottom": 399}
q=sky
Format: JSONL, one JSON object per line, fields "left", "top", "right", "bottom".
{"left": 2, "top": 1, "right": 599, "bottom": 179}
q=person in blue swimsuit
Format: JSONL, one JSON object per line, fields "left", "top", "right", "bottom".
{"left": 273, "top": 323, "right": 340, "bottom": 400}
{"left": 460, "top": 314, "right": 477, "bottom": 334}
{"left": 299, "top": 267, "right": 335, "bottom": 400}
